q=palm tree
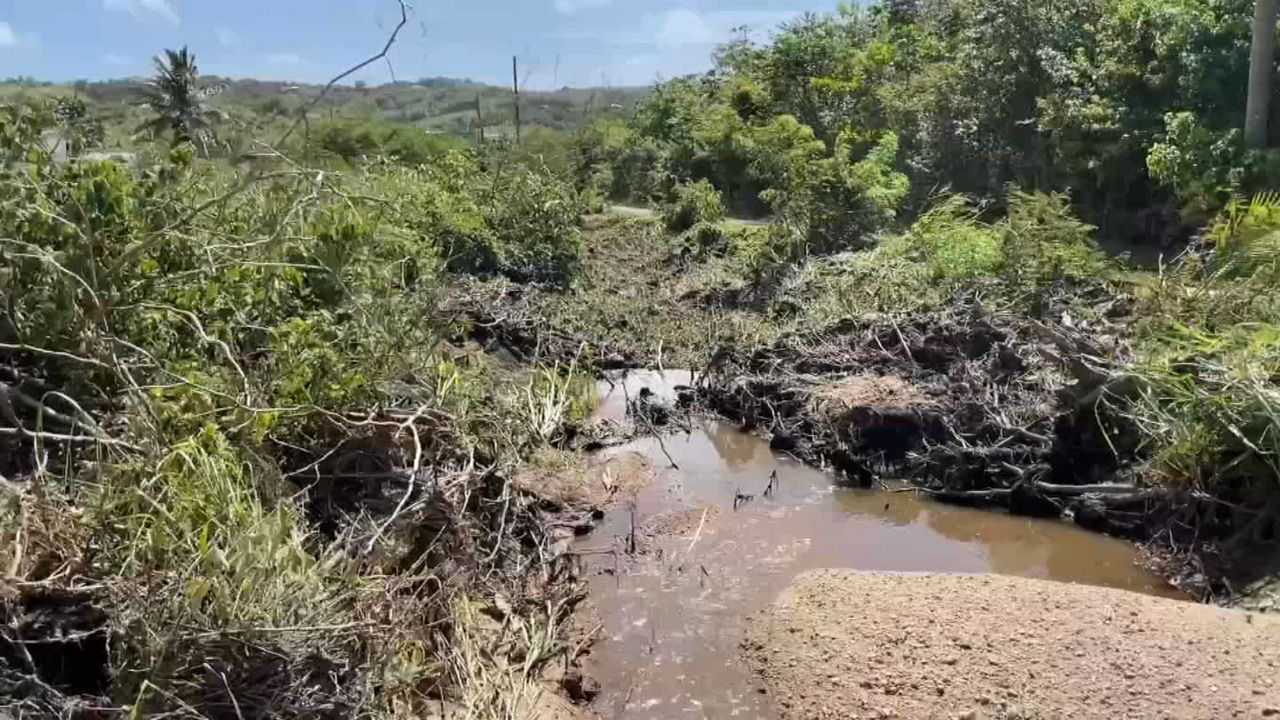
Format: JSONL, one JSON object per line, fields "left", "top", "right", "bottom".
{"left": 139, "top": 46, "right": 220, "bottom": 150}
{"left": 1246, "top": 0, "right": 1278, "bottom": 148}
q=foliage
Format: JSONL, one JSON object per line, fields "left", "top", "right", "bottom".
{"left": 95, "top": 428, "right": 342, "bottom": 629}
{"left": 1126, "top": 194, "right": 1280, "bottom": 504}
{"left": 52, "top": 95, "right": 105, "bottom": 158}
{"left": 309, "top": 118, "right": 467, "bottom": 165}
{"left": 663, "top": 179, "right": 726, "bottom": 233}
{"left": 139, "top": 47, "right": 221, "bottom": 151}
{"left": 1147, "top": 112, "right": 1247, "bottom": 213}
{"left": 598, "top": 0, "right": 1280, "bottom": 241}
{"left": 0, "top": 95, "right": 594, "bottom": 714}
{"left": 880, "top": 190, "right": 1106, "bottom": 287}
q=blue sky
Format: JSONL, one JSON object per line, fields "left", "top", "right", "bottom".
{"left": 0, "top": 0, "right": 837, "bottom": 88}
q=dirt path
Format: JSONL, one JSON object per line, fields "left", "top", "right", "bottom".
{"left": 744, "top": 571, "right": 1280, "bottom": 720}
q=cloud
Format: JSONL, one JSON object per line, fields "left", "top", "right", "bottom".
{"left": 214, "top": 27, "right": 241, "bottom": 48}
{"left": 103, "top": 0, "right": 180, "bottom": 26}
{"left": 0, "top": 21, "right": 40, "bottom": 51}
{"left": 103, "top": 53, "right": 133, "bottom": 66}
{"left": 266, "top": 52, "right": 302, "bottom": 65}
{"left": 553, "top": 0, "right": 611, "bottom": 15}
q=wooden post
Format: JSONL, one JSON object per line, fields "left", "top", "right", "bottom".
{"left": 512, "top": 55, "right": 522, "bottom": 145}
{"left": 475, "top": 93, "right": 485, "bottom": 144}
{"left": 1247, "top": 0, "right": 1278, "bottom": 148}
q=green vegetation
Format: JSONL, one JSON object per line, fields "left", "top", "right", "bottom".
{"left": 0, "top": 50, "right": 596, "bottom": 717}
{"left": 579, "top": 0, "right": 1280, "bottom": 245}
{"left": 6, "top": 0, "right": 1280, "bottom": 712}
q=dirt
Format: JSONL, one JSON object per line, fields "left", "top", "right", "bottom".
{"left": 514, "top": 449, "right": 656, "bottom": 511}
{"left": 745, "top": 570, "right": 1280, "bottom": 720}
{"left": 641, "top": 503, "right": 720, "bottom": 537}
{"left": 812, "top": 374, "right": 932, "bottom": 413}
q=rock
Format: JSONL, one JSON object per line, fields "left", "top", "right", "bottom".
{"left": 559, "top": 669, "right": 601, "bottom": 702}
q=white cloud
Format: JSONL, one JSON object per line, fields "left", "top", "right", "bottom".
{"left": 0, "top": 21, "right": 40, "bottom": 51}
{"left": 103, "top": 53, "right": 133, "bottom": 66}
{"left": 266, "top": 52, "right": 301, "bottom": 65}
{"left": 553, "top": 0, "right": 611, "bottom": 15}
{"left": 214, "top": 27, "right": 241, "bottom": 48}
{"left": 103, "top": 0, "right": 180, "bottom": 26}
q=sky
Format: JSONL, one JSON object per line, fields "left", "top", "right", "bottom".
{"left": 0, "top": 0, "right": 838, "bottom": 88}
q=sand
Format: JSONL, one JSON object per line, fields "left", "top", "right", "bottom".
{"left": 744, "top": 571, "right": 1280, "bottom": 720}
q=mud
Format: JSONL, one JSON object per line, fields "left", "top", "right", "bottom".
{"left": 747, "top": 571, "right": 1280, "bottom": 720}
{"left": 573, "top": 371, "right": 1180, "bottom": 719}
{"left": 695, "top": 295, "right": 1269, "bottom": 598}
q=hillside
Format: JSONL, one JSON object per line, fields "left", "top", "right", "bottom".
{"left": 0, "top": 74, "right": 649, "bottom": 142}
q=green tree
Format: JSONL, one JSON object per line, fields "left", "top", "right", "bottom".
{"left": 139, "top": 46, "right": 221, "bottom": 150}
{"left": 52, "top": 95, "right": 104, "bottom": 159}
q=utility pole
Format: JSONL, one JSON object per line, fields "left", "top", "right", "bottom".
{"left": 1246, "top": 0, "right": 1278, "bottom": 148}
{"left": 475, "top": 93, "right": 485, "bottom": 144}
{"left": 512, "top": 55, "right": 522, "bottom": 145}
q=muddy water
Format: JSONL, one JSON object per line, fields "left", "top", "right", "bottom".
{"left": 580, "top": 371, "right": 1183, "bottom": 720}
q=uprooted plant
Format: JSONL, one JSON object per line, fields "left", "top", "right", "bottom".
{"left": 0, "top": 94, "right": 599, "bottom": 717}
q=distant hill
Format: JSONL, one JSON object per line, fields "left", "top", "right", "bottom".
{"left": 0, "top": 75, "right": 651, "bottom": 139}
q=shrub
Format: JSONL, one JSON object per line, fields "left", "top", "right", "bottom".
{"left": 483, "top": 167, "right": 583, "bottom": 284}
{"left": 765, "top": 130, "right": 910, "bottom": 253}
{"left": 1127, "top": 195, "right": 1280, "bottom": 500}
{"left": 884, "top": 191, "right": 1105, "bottom": 287}
{"left": 669, "top": 220, "right": 730, "bottom": 263}
{"left": 310, "top": 119, "right": 466, "bottom": 166}
{"left": 663, "top": 180, "right": 726, "bottom": 233}
{"left": 1147, "top": 112, "right": 1246, "bottom": 215}
{"left": 1001, "top": 190, "right": 1107, "bottom": 286}
{"left": 885, "top": 194, "right": 1003, "bottom": 280}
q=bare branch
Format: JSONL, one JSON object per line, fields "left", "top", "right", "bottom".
{"left": 276, "top": 0, "right": 411, "bottom": 149}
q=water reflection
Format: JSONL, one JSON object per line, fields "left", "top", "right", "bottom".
{"left": 592, "top": 369, "right": 695, "bottom": 423}
{"left": 581, "top": 388, "right": 1183, "bottom": 720}
{"left": 705, "top": 420, "right": 773, "bottom": 470}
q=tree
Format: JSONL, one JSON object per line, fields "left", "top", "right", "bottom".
{"left": 139, "top": 46, "right": 221, "bottom": 150}
{"left": 53, "top": 95, "right": 104, "bottom": 159}
{"left": 1246, "top": 0, "right": 1277, "bottom": 148}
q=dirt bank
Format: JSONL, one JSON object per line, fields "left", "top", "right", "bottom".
{"left": 745, "top": 571, "right": 1280, "bottom": 719}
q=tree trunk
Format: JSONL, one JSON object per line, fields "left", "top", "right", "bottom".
{"left": 1246, "top": 0, "right": 1278, "bottom": 149}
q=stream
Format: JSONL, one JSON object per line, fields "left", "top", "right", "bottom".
{"left": 577, "top": 371, "right": 1184, "bottom": 719}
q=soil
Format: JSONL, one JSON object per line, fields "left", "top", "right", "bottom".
{"left": 745, "top": 570, "right": 1280, "bottom": 720}
{"left": 514, "top": 450, "right": 656, "bottom": 510}
{"left": 812, "top": 374, "right": 932, "bottom": 413}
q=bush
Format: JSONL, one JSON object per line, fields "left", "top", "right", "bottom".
{"left": 1001, "top": 190, "right": 1107, "bottom": 286}
{"left": 765, "top": 130, "right": 910, "bottom": 253}
{"left": 663, "top": 180, "right": 726, "bottom": 233}
{"left": 672, "top": 220, "right": 728, "bottom": 260}
{"left": 369, "top": 152, "right": 583, "bottom": 286}
{"left": 884, "top": 195, "right": 1003, "bottom": 280}
{"left": 884, "top": 191, "right": 1105, "bottom": 287}
{"left": 483, "top": 167, "right": 583, "bottom": 284}
{"left": 1127, "top": 194, "right": 1280, "bottom": 500}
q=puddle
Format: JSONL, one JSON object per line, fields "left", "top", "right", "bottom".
{"left": 578, "top": 371, "right": 1184, "bottom": 720}
{"left": 593, "top": 369, "right": 695, "bottom": 424}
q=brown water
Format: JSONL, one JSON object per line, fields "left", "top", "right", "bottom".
{"left": 579, "top": 371, "right": 1183, "bottom": 720}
